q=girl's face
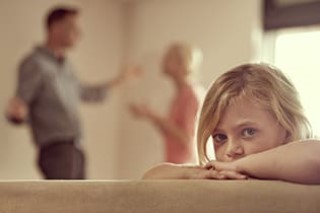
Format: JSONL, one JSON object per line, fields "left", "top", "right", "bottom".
{"left": 211, "top": 98, "right": 288, "bottom": 162}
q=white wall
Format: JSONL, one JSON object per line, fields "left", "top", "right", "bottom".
{"left": 0, "top": 0, "right": 124, "bottom": 179}
{"left": 117, "top": 0, "right": 263, "bottom": 178}
{"left": 71, "top": 0, "right": 124, "bottom": 179}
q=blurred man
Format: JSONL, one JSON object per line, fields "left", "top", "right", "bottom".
{"left": 6, "top": 6, "right": 138, "bottom": 179}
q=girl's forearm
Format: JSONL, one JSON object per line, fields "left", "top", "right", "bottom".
{"left": 236, "top": 141, "right": 320, "bottom": 184}
{"left": 142, "top": 163, "right": 200, "bottom": 179}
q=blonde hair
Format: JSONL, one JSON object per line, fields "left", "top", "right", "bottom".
{"left": 167, "top": 42, "right": 203, "bottom": 78}
{"left": 197, "top": 63, "right": 312, "bottom": 165}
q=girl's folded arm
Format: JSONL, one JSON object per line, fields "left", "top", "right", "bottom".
{"left": 142, "top": 163, "right": 192, "bottom": 179}
{"left": 235, "top": 140, "right": 320, "bottom": 184}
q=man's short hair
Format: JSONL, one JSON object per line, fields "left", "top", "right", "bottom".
{"left": 46, "top": 6, "right": 79, "bottom": 30}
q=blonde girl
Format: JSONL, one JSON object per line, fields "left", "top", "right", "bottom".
{"left": 143, "top": 63, "right": 320, "bottom": 184}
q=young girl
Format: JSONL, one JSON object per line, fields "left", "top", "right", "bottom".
{"left": 143, "top": 63, "right": 320, "bottom": 184}
{"left": 130, "top": 42, "right": 203, "bottom": 164}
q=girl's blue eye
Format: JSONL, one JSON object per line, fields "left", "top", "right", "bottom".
{"left": 212, "top": 134, "right": 227, "bottom": 144}
{"left": 242, "top": 128, "right": 256, "bottom": 138}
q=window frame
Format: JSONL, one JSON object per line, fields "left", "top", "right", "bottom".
{"left": 264, "top": 0, "right": 320, "bottom": 30}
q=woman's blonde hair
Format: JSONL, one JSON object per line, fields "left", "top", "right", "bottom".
{"left": 167, "top": 42, "right": 203, "bottom": 78}
{"left": 197, "top": 63, "right": 312, "bottom": 165}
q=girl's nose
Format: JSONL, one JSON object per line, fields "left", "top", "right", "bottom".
{"left": 225, "top": 141, "right": 245, "bottom": 160}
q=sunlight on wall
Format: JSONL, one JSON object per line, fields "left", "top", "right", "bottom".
{"left": 274, "top": 28, "right": 320, "bottom": 136}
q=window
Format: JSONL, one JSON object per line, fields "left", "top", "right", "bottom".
{"left": 272, "top": 28, "right": 320, "bottom": 136}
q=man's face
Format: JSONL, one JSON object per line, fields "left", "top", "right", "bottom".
{"left": 49, "top": 14, "right": 81, "bottom": 48}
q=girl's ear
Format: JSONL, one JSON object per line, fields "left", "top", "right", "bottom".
{"left": 283, "top": 131, "right": 291, "bottom": 144}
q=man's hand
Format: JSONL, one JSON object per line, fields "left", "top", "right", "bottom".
{"left": 120, "top": 64, "right": 143, "bottom": 81}
{"left": 129, "top": 103, "right": 154, "bottom": 119}
{"left": 5, "top": 97, "right": 29, "bottom": 125}
{"left": 109, "top": 65, "right": 143, "bottom": 88}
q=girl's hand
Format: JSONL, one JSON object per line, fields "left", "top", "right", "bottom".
{"left": 188, "top": 168, "right": 247, "bottom": 180}
{"left": 204, "top": 160, "right": 248, "bottom": 180}
{"left": 143, "top": 163, "right": 247, "bottom": 180}
{"left": 143, "top": 163, "right": 221, "bottom": 179}
{"left": 205, "top": 160, "right": 238, "bottom": 171}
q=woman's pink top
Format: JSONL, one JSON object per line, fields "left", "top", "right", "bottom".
{"left": 164, "top": 84, "right": 201, "bottom": 164}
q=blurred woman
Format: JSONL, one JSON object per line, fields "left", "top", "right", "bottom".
{"left": 130, "top": 42, "right": 203, "bottom": 164}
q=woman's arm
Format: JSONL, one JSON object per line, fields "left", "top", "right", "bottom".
{"left": 208, "top": 140, "right": 320, "bottom": 184}
{"left": 149, "top": 113, "right": 191, "bottom": 146}
{"left": 130, "top": 94, "right": 198, "bottom": 147}
{"left": 130, "top": 104, "right": 190, "bottom": 146}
